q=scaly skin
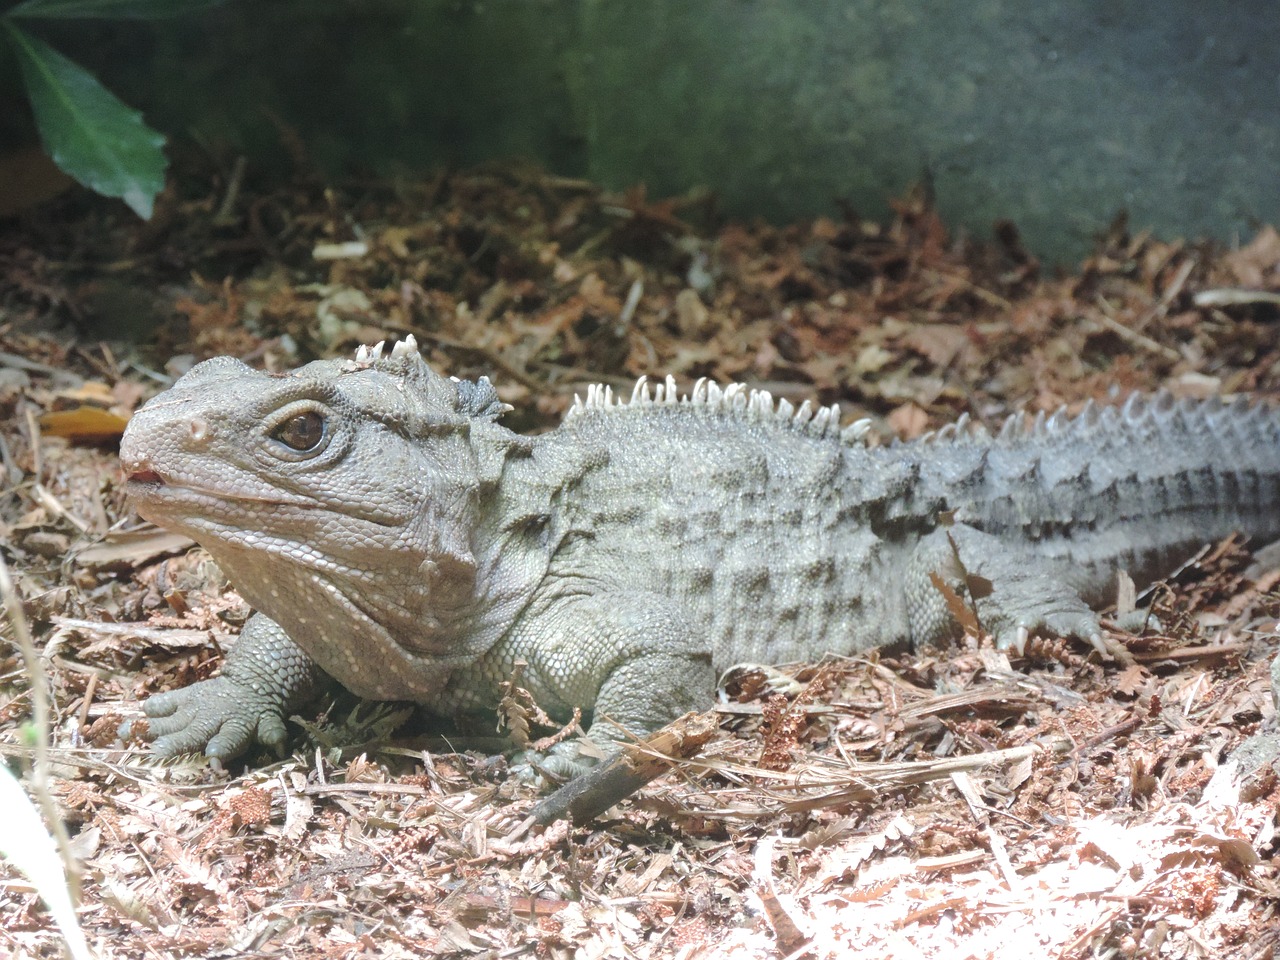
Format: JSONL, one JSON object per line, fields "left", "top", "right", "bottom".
{"left": 119, "top": 338, "right": 1280, "bottom": 774}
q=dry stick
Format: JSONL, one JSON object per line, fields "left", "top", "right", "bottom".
{"left": 530, "top": 711, "right": 720, "bottom": 826}
{"left": 24, "top": 407, "right": 90, "bottom": 534}
{"left": 1091, "top": 296, "right": 1183, "bottom": 362}
{"left": 213, "top": 155, "right": 248, "bottom": 225}
{"left": 1132, "top": 256, "right": 1195, "bottom": 333}
{"left": 0, "top": 552, "right": 81, "bottom": 899}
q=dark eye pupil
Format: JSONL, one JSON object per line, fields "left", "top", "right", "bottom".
{"left": 274, "top": 411, "right": 325, "bottom": 451}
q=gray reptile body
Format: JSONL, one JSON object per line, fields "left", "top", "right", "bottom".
{"left": 119, "top": 337, "right": 1280, "bottom": 770}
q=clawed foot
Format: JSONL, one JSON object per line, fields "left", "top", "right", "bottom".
{"left": 998, "top": 611, "right": 1141, "bottom": 663}
{"left": 510, "top": 738, "right": 607, "bottom": 786}
{"left": 144, "top": 676, "right": 291, "bottom": 761}
{"left": 995, "top": 609, "right": 1106, "bottom": 657}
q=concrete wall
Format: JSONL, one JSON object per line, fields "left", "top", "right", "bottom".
{"left": 570, "top": 1, "right": 1280, "bottom": 257}
{"left": 37, "top": 0, "right": 1280, "bottom": 260}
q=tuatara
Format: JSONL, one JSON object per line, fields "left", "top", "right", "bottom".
{"left": 119, "top": 337, "right": 1280, "bottom": 774}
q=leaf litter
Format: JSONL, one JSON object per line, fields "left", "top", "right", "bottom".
{"left": 0, "top": 161, "right": 1279, "bottom": 958}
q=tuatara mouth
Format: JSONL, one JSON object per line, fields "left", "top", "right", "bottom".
{"left": 126, "top": 469, "right": 165, "bottom": 485}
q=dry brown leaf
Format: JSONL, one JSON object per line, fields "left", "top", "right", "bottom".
{"left": 887, "top": 401, "right": 929, "bottom": 438}
{"left": 1220, "top": 225, "right": 1280, "bottom": 287}
{"left": 1114, "top": 663, "right": 1150, "bottom": 697}
{"left": 929, "top": 570, "right": 982, "bottom": 638}
{"left": 38, "top": 406, "right": 130, "bottom": 442}
{"left": 752, "top": 836, "right": 813, "bottom": 956}
{"left": 54, "top": 381, "right": 115, "bottom": 406}
{"left": 75, "top": 529, "right": 195, "bottom": 570}
{"left": 901, "top": 325, "right": 972, "bottom": 368}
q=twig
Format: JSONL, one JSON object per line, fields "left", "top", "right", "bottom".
{"left": 51, "top": 616, "right": 219, "bottom": 648}
{"left": 765, "top": 738, "right": 1075, "bottom": 813}
{"left": 410, "top": 330, "right": 548, "bottom": 394}
{"left": 25, "top": 405, "right": 42, "bottom": 479}
{"left": 530, "top": 711, "right": 719, "bottom": 825}
{"left": 1091, "top": 297, "right": 1183, "bottom": 362}
{"left": 1077, "top": 715, "right": 1143, "bottom": 752}
{"left": 1193, "top": 288, "right": 1280, "bottom": 308}
{"left": 0, "top": 351, "right": 59, "bottom": 375}
{"left": 921, "top": 268, "right": 1013, "bottom": 311}
{"left": 0, "top": 552, "right": 81, "bottom": 899}
{"left": 1127, "top": 642, "right": 1250, "bottom": 664}
{"left": 0, "top": 740, "right": 229, "bottom": 794}
{"left": 1133, "top": 257, "right": 1195, "bottom": 333}
{"left": 619, "top": 279, "right": 644, "bottom": 326}
{"left": 23, "top": 407, "right": 91, "bottom": 533}
{"left": 213, "top": 156, "right": 248, "bottom": 225}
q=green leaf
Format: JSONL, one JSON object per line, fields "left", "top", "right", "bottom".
{"left": 3, "top": 22, "right": 167, "bottom": 218}
{"left": 8, "top": 0, "right": 227, "bottom": 20}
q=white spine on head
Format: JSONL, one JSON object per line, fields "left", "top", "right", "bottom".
{"left": 390, "top": 335, "right": 419, "bottom": 359}
{"left": 355, "top": 334, "right": 421, "bottom": 364}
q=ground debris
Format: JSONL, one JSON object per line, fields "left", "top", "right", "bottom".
{"left": 2, "top": 160, "right": 1280, "bottom": 958}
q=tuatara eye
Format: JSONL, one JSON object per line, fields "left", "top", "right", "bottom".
{"left": 272, "top": 411, "right": 327, "bottom": 452}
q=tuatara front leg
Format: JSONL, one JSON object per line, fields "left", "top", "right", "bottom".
{"left": 144, "top": 613, "right": 329, "bottom": 760}
{"left": 497, "top": 590, "right": 716, "bottom": 780}
{"left": 906, "top": 523, "right": 1105, "bottom": 654}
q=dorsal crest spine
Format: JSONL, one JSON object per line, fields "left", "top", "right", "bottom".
{"left": 350, "top": 334, "right": 512, "bottom": 422}
{"left": 567, "top": 376, "right": 873, "bottom": 444}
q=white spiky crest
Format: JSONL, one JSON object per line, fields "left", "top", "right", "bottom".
{"left": 568, "top": 375, "right": 873, "bottom": 444}
{"left": 347, "top": 333, "right": 510, "bottom": 421}
{"left": 355, "top": 333, "right": 420, "bottom": 363}
{"left": 912, "top": 388, "right": 1268, "bottom": 448}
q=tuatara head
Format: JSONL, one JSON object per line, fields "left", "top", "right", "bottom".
{"left": 120, "top": 336, "right": 523, "bottom": 695}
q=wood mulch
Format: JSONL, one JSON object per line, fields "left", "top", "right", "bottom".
{"left": 1, "top": 161, "right": 1279, "bottom": 958}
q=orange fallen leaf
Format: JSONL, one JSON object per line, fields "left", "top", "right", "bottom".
{"left": 39, "top": 407, "right": 130, "bottom": 442}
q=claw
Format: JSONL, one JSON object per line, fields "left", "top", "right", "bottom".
{"left": 1087, "top": 631, "right": 1137, "bottom": 665}
{"left": 1013, "top": 625, "right": 1029, "bottom": 656}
